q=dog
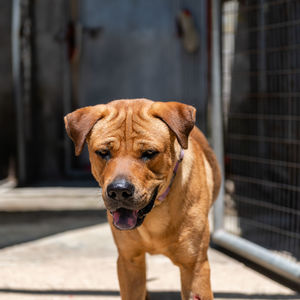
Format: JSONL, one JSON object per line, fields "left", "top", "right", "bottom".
{"left": 64, "top": 99, "right": 221, "bottom": 300}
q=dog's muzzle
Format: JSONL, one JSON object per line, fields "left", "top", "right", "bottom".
{"left": 109, "top": 186, "right": 159, "bottom": 230}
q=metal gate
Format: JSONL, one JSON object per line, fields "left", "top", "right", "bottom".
{"left": 212, "top": 0, "right": 300, "bottom": 285}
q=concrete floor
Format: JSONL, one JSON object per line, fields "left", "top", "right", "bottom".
{"left": 0, "top": 187, "right": 299, "bottom": 300}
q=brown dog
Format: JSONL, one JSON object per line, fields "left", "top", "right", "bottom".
{"left": 64, "top": 99, "right": 221, "bottom": 300}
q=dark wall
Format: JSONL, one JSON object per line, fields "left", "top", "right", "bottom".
{"left": 32, "top": 0, "right": 67, "bottom": 181}
{"left": 0, "top": 2, "right": 15, "bottom": 180}
{"left": 5, "top": 0, "right": 210, "bottom": 183}
{"left": 0, "top": 1, "right": 67, "bottom": 183}
{"left": 76, "top": 0, "right": 209, "bottom": 170}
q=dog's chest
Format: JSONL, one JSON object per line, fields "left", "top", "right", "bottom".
{"left": 137, "top": 205, "right": 173, "bottom": 254}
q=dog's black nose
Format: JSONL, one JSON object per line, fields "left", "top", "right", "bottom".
{"left": 106, "top": 179, "right": 135, "bottom": 201}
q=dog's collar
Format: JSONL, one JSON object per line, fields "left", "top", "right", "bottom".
{"left": 157, "top": 148, "right": 184, "bottom": 202}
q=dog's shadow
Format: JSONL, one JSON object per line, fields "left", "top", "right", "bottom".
{"left": 149, "top": 291, "right": 181, "bottom": 299}
{"left": 150, "top": 292, "right": 300, "bottom": 299}
{"left": 0, "top": 288, "right": 299, "bottom": 299}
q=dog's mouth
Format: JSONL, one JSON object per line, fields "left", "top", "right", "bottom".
{"left": 110, "top": 186, "right": 159, "bottom": 231}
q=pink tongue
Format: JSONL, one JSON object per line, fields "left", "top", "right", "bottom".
{"left": 112, "top": 208, "right": 138, "bottom": 230}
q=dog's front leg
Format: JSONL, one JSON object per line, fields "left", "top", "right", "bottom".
{"left": 179, "top": 264, "right": 193, "bottom": 300}
{"left": 117, "top": 253, "right": 148, "bottom": 300}
{"left": 191, "top": 256, "right": 214, "bottom": 300}
{"left": 179, "top": 224, "right": 214, "bottom": 300}
{"left": 180, "top": 258, "right": 213, "bottom": 300}
{"left": 190, "top": 225, "right": 214, "bottom": 300}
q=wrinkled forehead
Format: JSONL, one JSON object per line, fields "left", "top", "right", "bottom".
{"left": 88, "top": 102, "right": 171, "bottom": 151}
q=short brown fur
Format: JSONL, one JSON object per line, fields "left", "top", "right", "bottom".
{"left": 64, "top": 99, "right": 221, "bottom": 300}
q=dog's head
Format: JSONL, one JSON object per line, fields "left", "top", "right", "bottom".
{"left": 64, "top": 99, "right": 195, "bottom": 230}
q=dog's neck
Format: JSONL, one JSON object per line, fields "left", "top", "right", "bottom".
{"left": 157, "top": 148, "right": 184, "bottom": 202}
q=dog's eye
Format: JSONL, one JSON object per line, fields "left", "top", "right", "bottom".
{"left": 141, "top": 150, "right": 159, "bottom": 161}
{"left": 96, "top": 149, "right": 111, "bottom": 160}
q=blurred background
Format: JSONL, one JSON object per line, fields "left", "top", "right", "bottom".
{"left": 0, "top": 0, "right": 299, "bottom": 296}
{"left": 1, "top": 0, "right": 210, "bottom": 186}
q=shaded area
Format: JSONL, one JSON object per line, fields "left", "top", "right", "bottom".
{"left": 0, "top": 288, "right": 299, "bottom": 299}
{"left": 28, "top": 179, "right": 98, "bottom": 187}
{"left": 0, "top": 209, "right": 108, "bottom": 249}
{"left": 211, "top": 243, "right": 300, "bottom": 293}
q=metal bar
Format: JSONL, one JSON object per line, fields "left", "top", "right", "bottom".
{"left": 212, "top": 230, "right": 300, "bottom": 285}
{"left": 211, "top": 0, "right": 225, "bottom": 231}
{"left": 229, "top": 174, "right": 300, "bottom": 193}
{"left": 12, "top": 0, "right": 26, "bottom": 185}
{"left": 228, "top": 133, "right": 300, "bottom": 145}
{"left": 246, "top": 92, "right": 300, "bottom": 97}
{"left": 232, "top": 194, "right": 300, "bottom": 216}
{"left": 228, "top": 113, "right": 300, "bottom": 121}
{"left": 231, "top": 69, "right": 300, "bottom": 75}
{"left": 225, "top": 0, "right": 293, "bottom": 13}
{"left": 237, "top": 19, "right": 300, "bottom": 34}
{"left": 232, "top": 217, "right": 300, "bottom": 240}
{"left": 228, "top": 153, "right": 300, "bottom": 169}
{"left": 62, "top": 0, "right": 73, "bottom": 177}
{"left": 236, "top": 44, "right": 300, "bottom": 56}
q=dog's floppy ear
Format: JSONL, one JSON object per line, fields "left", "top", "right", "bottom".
{"left": 64, "top": 105, "right": 108, "bottom": 156}
{"left": 149, "top": 102, "right": 196, "bottom": 149}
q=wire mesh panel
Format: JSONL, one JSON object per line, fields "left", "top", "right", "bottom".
{"left": 222, "top": 0, "right": 300, "bottom": 264}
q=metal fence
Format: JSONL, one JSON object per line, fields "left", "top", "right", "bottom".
{"left": 212, "top": 0, "right": 300, "bottom": 285}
